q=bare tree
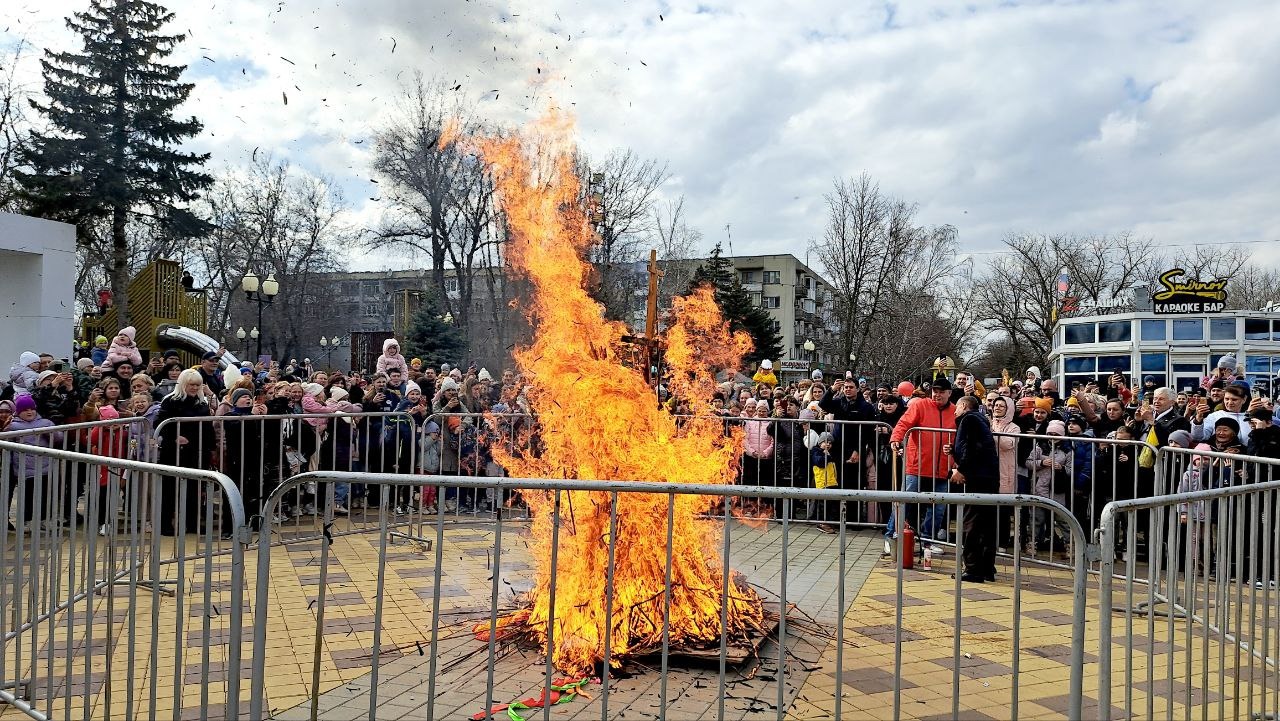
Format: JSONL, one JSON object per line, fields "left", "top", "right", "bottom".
{"left": 810, "top": 173, "right": 966, "bottom": 380}
{"left": 579, "top": 149, "right": 670, "bottom": 321}
{"left": 193, "top": 158, "right": 348, "bottom": 359}
{"left": 0, "top": 39, "right": 31, "bottom": 212}
{"left": 651, "top": 195, "right": 703, "bottom": 315}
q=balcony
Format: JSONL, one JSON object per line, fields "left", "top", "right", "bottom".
{"left": 742, "top": 282, "right": 763, "bottom": 293}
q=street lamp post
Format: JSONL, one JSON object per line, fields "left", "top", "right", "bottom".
{"left": 241, "top": 271, "right": 279, "bottom": 361}
{"left": 319, "top": 336, "right": 341, "bottom": 369}
{"left": 803, "top": 339, "right": 816, "bottom": 371}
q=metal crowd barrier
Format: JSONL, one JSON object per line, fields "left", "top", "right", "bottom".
{"left": 152, "top": 412, "right": 417, "bottom": 551}
{"left": 248, "top": 472, "right": 1088, "bottom": 721}
{"left": 0, "top": 438, "right": 246, "bottom": 721}
{"left": 1097, "top": 447, "right": 1280, "bottom": 721}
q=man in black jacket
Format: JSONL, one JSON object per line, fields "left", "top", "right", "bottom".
{"left": 948, "top": 396, "right": 1000, "bottom": 582}
{"left": 1247, "top": 408, "right": 1280, "bottom": 460}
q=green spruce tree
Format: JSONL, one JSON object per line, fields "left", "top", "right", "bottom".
{"left": 687, "top": 243, "right": 785, "bottom": 366}
{"left": 402, "top": 295, "right": 468, "bottom": 370}
{"left": 19, "top": 0, "right": 212, "bottom": 323}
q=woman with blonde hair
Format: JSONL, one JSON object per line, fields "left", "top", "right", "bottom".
{"left": 154, "top": 369, "right": 212, "bottom": 536}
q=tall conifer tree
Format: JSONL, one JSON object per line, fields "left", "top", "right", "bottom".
{"left": 19, "top": 0, "right": 211, "bottom": 322}
{"left": 687, "top": 243, "right": 785, "bottom": 366}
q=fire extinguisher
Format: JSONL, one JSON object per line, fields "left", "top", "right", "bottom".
{"left": 901, "top": 524, "right": 915, "bottom": 570}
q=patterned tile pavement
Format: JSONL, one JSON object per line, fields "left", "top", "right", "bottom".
{"left": 3, "top": 517, "right": 1276, "bottom": 719}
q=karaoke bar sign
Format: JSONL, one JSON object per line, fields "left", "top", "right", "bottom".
{"left": 1152, "top": 268, "right": 1228, "bottom": 314}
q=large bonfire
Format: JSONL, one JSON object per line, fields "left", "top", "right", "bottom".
{"left": 448, "top": 111, "right": 766, "bottom": 675}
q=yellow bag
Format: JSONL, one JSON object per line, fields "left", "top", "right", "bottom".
{"left": 814, "top": 463, "right": 837, "bottom": 489}
{"left": 1139, "top": 425, "right": 1158, "bottom": 469}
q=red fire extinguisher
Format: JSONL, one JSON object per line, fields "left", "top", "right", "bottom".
{"left": 901, "top": 524, "right": 915, "bottom": 570}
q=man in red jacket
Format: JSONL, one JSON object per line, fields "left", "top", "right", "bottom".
{"left": 887, "top": 377, "right": 957, "bottom": 555}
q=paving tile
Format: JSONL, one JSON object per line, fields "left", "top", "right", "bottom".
{"left": 925, "top": 654, "right": 1014, "bottom": 679}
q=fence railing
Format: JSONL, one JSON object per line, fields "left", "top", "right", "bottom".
{"left": 1097, "top": 446, "right": 1280, "bottom": 721}
{"left": 248, "top": 471, "right": 1089, "bottom": 721}
{"left": 0, "top": 438, "right": 246, "bottom": 721}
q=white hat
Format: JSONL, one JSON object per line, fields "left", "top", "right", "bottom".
{"left": 302, "top": 383, "right": 324, "bottom": 397}
{"left": 76, "top": 358, "right": 94, "bottom": 370}
{"left": 811, "top": 369, "right": 823, "bottom": 381}
{"left": 477, "top": 368, "right": 493, "bottom": 382}
{"left": 440, "top": 377, "right": 460, "bottom": 392}
{"left": 405, "top": 381, "right": 421, "bottom": 396}
{"left": 19, "top": 351, "right": 39, "bottom": 368}
{"left": 329, "top": 387, "right": 349, "bottom": 403}
{"left": 760, "top": 359, "right": 773, "bottom": 370}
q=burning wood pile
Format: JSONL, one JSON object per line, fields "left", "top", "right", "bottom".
{"left": 447, "top": 112, "right": 769, "bottom": 675}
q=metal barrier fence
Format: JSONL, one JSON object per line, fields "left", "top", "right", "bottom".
{"left": 1097, "top": 447, "right": 1280, "bottom": 721}
{"left": 248, "top": 472, "right": 1088, "bottom": 721}
{"left": 152, "top": 412, "right": 419, "bottom": 549}
{"left": 0, "top": 438, "right": 247, "bottom": 721}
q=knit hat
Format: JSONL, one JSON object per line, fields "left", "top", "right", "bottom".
{"left": 810, "top": 369, "right": 823, "bottom": 381}
{"left": 1213, "top": 416, "right": 1240, "bottom": 434}
{"left": 424, "top": 420, "right": 441, "bottom": 435}
{"left": 1218, "top": 353, "right": 1238, "bottom": 372}
{"left": 94, "top": 335, "right": 108, "bottom": 345}
{"left": 1167, "top": 430, "right": 1192, "bottom": 448}
{"left": 14, "top": 395, "right": 36, "bottom": 414}
{"left": 798, "top": 409, "right": 817, "bottom": 421}
{"left": 98, "top": 404, "right": 120, "bottom": 420}
{"left": 440, "top": 377, "right": 460, "bottom": 392}
{"left": 1143, "top": 375, "right": 1155, "bottom": 384}
{"left": 1194, "top": 443, "right": 1212, "bottom": 452}
{"left": 1045, "top": 420, "right": 1066, "bottom": 436}
{"left": 19, "top": 351, "right": 39, "bottom": 368}
{"left": 817, "top": 431, "right": 833, "bottom": 445}
{"left": 302, "top": 383, "right": 324, "bottom": 398}
{"left": 1034, "top": 397, "right": 1054, "bottom": 412}
{"left": 449, "top": 368, "right": 462, "bottom": 380}
{"left": 36, "top": 370, "right": 56, "bottom": 386}
{"left": 382, "top": 337, "right": 399, "bottom": 352}
{"left": 0, "top": 399, "right": 14, "bottom": 413}
{"left": 1025, "top": 366, "right": 1042, "bottom": 379}
{"left": 405, "top": 381, "right": 421, "bottom": 396}
{"left": 329, "top": 387, "right": 349, "bottom": 403}
{"left": 477, "top": 368, "right": 493, "bottom": 382}
{"left": 411, "top": 357, "right": 422, "bottom": 368}
{"left": 118, "top": 326, "right": 136, "bottom": 341}
{"left": 441, "top": 363, "right": 451, "bottom": 373}
{"left": 230, "top": 388, "right": 254, "bottom": 406}
{"left": 760, "top": 359, "right": 773, "bottom": 370}
{"left": 240, "top": 367, "right": 253, "bottom": 375}
{"left": 76, "top": 358, "right": 94, "bottom": 370}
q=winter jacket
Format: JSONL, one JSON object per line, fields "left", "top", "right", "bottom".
{"left": 990, "top": 397, "right": 1021, "bottom": 494}
{"left": 102, "top": 340, "right": 142, "bottom": 371}
{"left": 154, "top": 395, "right": 213, "bottom": 467}
{"left": 1068, "top": 429, "right": 1095, "bottom": 494}
{"left": 8, "top": 364, "right": 39, "bottom": 396}
{"left": 752, "top": 369, "right": 778, "bottom": 387}
{"left": 818, "top": 389, "right": 877, "bottom": 460}
{"left": 6, "top": 415, "right": 63, "bottom": 476}
{"left": 743, "top": 419, "right": 774, "bottom": 459}
{"left": 1025, "top": 441, "right": 1070, "bottom": 498}
{"left": 1247, "top": 424, "right": 1280, "bottom": 460}
{"left": 301, "top": 395, "right": 330, "bottom": 431}
{"left": 376, "top": 352, "right": 408, "bottom": 377}
{"left": 89, "top": 422, "right": 130, "bottom": 487}
{"left": 952, "top": 411, "right": 999, "bottom": 492}
{"left": 91, "top": 347, "right": 108, "bottom": 366}
{"left": 810, "top": 445, "right": 837, "bottom": 489}
{"left": 1177, "top": 464, "right": 1206, "bottom": 522}
{"left": 1193, "top": 409, "right": 1251, "bottom": 446}
{"left": 32, "top": 384, "right": 81, "bottom": 425}
{"left": 890, "top": 397, "right": 956, "bottom": 479}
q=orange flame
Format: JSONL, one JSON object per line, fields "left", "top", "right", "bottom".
{"left": 462, "top": 109, "right": 764, "bottom": 674}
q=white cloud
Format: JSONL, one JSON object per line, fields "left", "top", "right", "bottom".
{"left": 3, "top": 0, "right": 1277, "bottom": 273}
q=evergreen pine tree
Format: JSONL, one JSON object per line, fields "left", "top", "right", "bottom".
{"left": 18, "top": 0, "right": 212, "bottom": 323}
{"left": 686, "top": 243, "right": 785, "bottom": 366}
{"left": 402, "top": 296, "right": 468, "bottom": 370}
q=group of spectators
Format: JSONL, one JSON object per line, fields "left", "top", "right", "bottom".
{"left": 3, "top": 334, "right": 532, "bottom": 536}
{"left": 723, "top": 358, "right": 1280, "bottom": 584}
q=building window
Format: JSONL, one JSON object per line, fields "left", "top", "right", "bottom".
{"left": 763, "top": 270, "right": 780, "bottom": 284}
{"left": 445, "top": 278, "right": 460, "bottom": 293}
{"left": 1098, "top": 355, "right": 1131, "bottom": 374}
{"left": 362, "top": 303, "right": 382, "bottom": 317}
{"left": 1245, "top": 318, "right": 1270, "bottom": 341}
{"left": 361, "top": 282, "right": 380, "bottom": 296}
{"left": 1063, "top": 357, "right": 1097, "bottom": 374}
{"left": 740, "top": 271, "right": 756, "bottom": 283}
{"left": 1140, "top": 319, "right": 1166, "bottom": 341}
{"left": 762, "top": 296, "right": 780, "bottom": 309}
{"left": 1209, "top": 318, "right": 1236, "bottom": 341}
{"left": 1064, "top": 323, "right": 1095, "bottom": 344}
{"left": 771, "top": 320, "right": 781, "bottom": 334}
{"left": 750, "top": 293, "right": 762, "bottom": 307}
{"left": 1141, "top": 353, "right": 1167, "bottom": 372}
{"left": 1172, "top": 319, "right": 1203, "bottom": 341}
{"left": 1098, "top": 320, "right": 1131, "bottom": 343}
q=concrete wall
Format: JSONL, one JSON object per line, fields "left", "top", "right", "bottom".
{"left": 0, "top": 213, "right": 77, "bottom": 369}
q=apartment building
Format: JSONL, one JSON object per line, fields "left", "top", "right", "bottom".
{"left": 728, "top": 254, "right": 839, "bottom": 377}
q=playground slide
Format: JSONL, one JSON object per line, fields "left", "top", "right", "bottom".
{"left": 155, "top": 324, "right": 242, "bottom": 370}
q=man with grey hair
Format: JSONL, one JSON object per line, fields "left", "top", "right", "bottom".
{"left": 1138, "top": 386, "right": 1191, "bottom": 449}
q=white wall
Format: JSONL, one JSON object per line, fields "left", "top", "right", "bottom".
{"left": 0, "top": 213, "right": 76, "bottom": 370}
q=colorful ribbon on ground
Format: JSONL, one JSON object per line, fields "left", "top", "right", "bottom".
{"left": 470, "top": 678, "right": 591, "bottom": 721}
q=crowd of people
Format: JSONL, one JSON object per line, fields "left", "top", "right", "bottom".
{"left": 3, "top": 334, "right": 532, "bottom": 536}
{"left": 4, "top": 332, "right": 1280, "bottom": 585}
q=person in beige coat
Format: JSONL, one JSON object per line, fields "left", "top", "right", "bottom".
{"left": 988, "top": 394, "right": 1022, "bottom": 550}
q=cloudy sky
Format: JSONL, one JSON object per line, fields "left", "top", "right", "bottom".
{"left": 4, "top": 0, "right": 1279, "bottom": 272}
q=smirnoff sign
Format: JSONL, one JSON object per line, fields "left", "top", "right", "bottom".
{"left": 1152, "top": 269, "right": 1228, "bottom": 314}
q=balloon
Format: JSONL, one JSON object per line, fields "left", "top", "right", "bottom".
{"left": 896, "top": 381, "right": 915, "bottom": 397}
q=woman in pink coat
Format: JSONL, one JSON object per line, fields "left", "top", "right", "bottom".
{"left": 988, "top": 394, "right": 1021, "bottom": 550}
